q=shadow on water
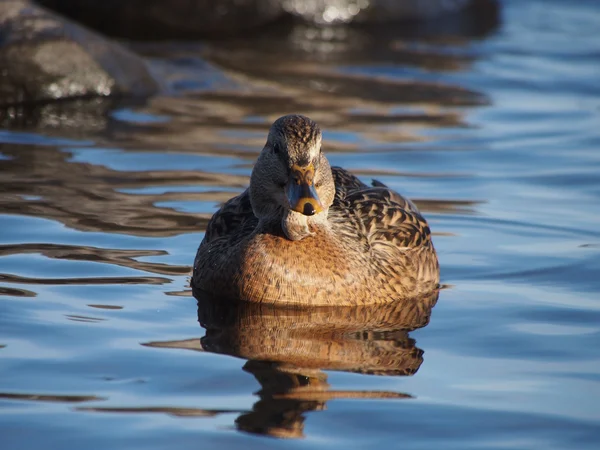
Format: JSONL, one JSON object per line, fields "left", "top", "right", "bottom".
{"left": 140, "top": 290, "right": 439, "bottom": 439}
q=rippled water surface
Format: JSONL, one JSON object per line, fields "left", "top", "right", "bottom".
{"left": 2, "top": 0, "right": 600, "bottom": 448}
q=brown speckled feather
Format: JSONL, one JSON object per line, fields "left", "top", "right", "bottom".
{"left": 330, "top": 167, "right": 433, "bottom": 249}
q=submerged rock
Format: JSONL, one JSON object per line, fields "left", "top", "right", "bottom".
{"left": 0, "top": 1, "right": 158, "bottom": 107}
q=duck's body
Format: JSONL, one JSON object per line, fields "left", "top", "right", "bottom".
{"left": 192, "top": 115, "right": 439, "bottom": 305}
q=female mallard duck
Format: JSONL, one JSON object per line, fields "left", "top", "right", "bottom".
{"left": 192, "top": 114, "right": 439, "bottom": 305}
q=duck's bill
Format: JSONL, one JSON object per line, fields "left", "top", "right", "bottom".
{"left": 286, "top": 164, "right": 324, "bottom": 216}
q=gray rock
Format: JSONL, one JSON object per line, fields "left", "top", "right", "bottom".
{"left": 0, "top": 1, "right": 158, "bottom": 107}
{"left": 36, "top": 0, "right": 487, "bottom": 39}
{"left": 36, "top": 0, "right": 285, "bottom": 39}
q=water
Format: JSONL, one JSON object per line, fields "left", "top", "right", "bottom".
{"left": 1, "top": 0, "right": 599, "bottom": 448}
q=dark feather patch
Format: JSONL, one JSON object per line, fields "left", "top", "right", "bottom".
{"left": 201, "top": 189, "right": 257, "bottom": 245}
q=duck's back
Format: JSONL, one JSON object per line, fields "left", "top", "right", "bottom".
{"left": 330, "top": 167, "right": 426, "bottom": 235}
{"left": 329, "top": 167, "right": 439, "bottom": 293}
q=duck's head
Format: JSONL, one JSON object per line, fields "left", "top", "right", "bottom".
{"left": 250, "top": 115, "right": 335, "bottom": 240}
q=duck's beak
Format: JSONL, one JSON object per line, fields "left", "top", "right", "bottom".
{"left": 286, "top": 164, "right": 324, "bottom": 216}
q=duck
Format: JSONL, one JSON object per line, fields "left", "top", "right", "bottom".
{"left": 192, "top": 114, "right": 439, "bottom": 305}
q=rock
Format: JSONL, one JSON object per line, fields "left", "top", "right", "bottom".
{"left": 281, "top": 0, "right": 476, "bottom": 25}
{"left": 36, "top": 0, "right": 494, "bottom": 39}
{"left": 36, "top": 0, "right": 285, "bottom": 39}
{"left": 0, "top": 1, "right": 158, "bottom": 107}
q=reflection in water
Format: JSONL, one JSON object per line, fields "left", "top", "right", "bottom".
{"left": 142, "top": 337, "right": 204, "bottom": 352}
{"left": 0, "top": 393, "right": 104, "bottom": 403}
{"left": 0, "top": 143, "right": 219, "bottom": 237}
{"left": 141, "top": 291, "right": 438, "bottom": 438}
{"left": 64, "top": 314, "right": 106, "bottom": 323}
{"left": 87, "top": 304, "right": 124, "bottom": 310}
{"left": 143, "top": 292, "right": 437, "bottom": 438}
{"left": 193, "top": 291, "right": 438, "bottom": 438}
{"left": 0, "top": 286, "right": 36, "bottom": 297}
{"left": 236, "top": 361, "right": 410, "bottom": 439}
{"left": 0, "top": 98, "right": 122, "bottom": 131}
{"left": 118, "top": 12, "right": 499, "bottom": 159}
{"left": 0, "top": 272, "right": 169, "bottom": 286}
{"left": 77, "top": 406, "right": 242, "bottom": 418}
{"left": 0, "top": 243, "right": 190, "bottom": 276}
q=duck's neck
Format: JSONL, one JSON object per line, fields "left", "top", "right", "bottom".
{"left": 281, "top": 209, "right": 314, "bottom": 241}
{"left": 257, "top": 209, "right": 330, "bottom": 241}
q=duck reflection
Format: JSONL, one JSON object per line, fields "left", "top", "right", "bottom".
{"left": 196, "top": 290, "right": 438, "bottom": 438}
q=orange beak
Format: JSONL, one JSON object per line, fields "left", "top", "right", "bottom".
{"left": 286, "top": 164, "right": 323, "bottom": 216}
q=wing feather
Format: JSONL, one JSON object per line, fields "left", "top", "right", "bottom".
{"left": 331, "top": 167, "right": 432, "bottom": 249}
{"left": 201, "top": 189, "right": 257, "bottom": 245}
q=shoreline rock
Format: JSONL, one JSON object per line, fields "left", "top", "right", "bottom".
{"left": 35, "top": 0, "right": 496, "bottom": 40}
{"left": 0, "top": 1, "right": 158, "bottom": 107}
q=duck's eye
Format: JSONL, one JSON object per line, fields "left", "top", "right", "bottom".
{"left": 272, "top": 143, "right": 281, "bottom": 154}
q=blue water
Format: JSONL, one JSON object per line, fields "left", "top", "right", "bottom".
{"left": 1, "top": 0, "right": 600, "bottom": 448}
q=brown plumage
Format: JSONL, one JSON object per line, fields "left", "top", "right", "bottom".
{"left": 192, "top": 114, "right": 439, "bottom": 305}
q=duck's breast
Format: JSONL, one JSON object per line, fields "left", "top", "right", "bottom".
{"left": 237, "top": 227, "right": 366, "bottom": 304}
